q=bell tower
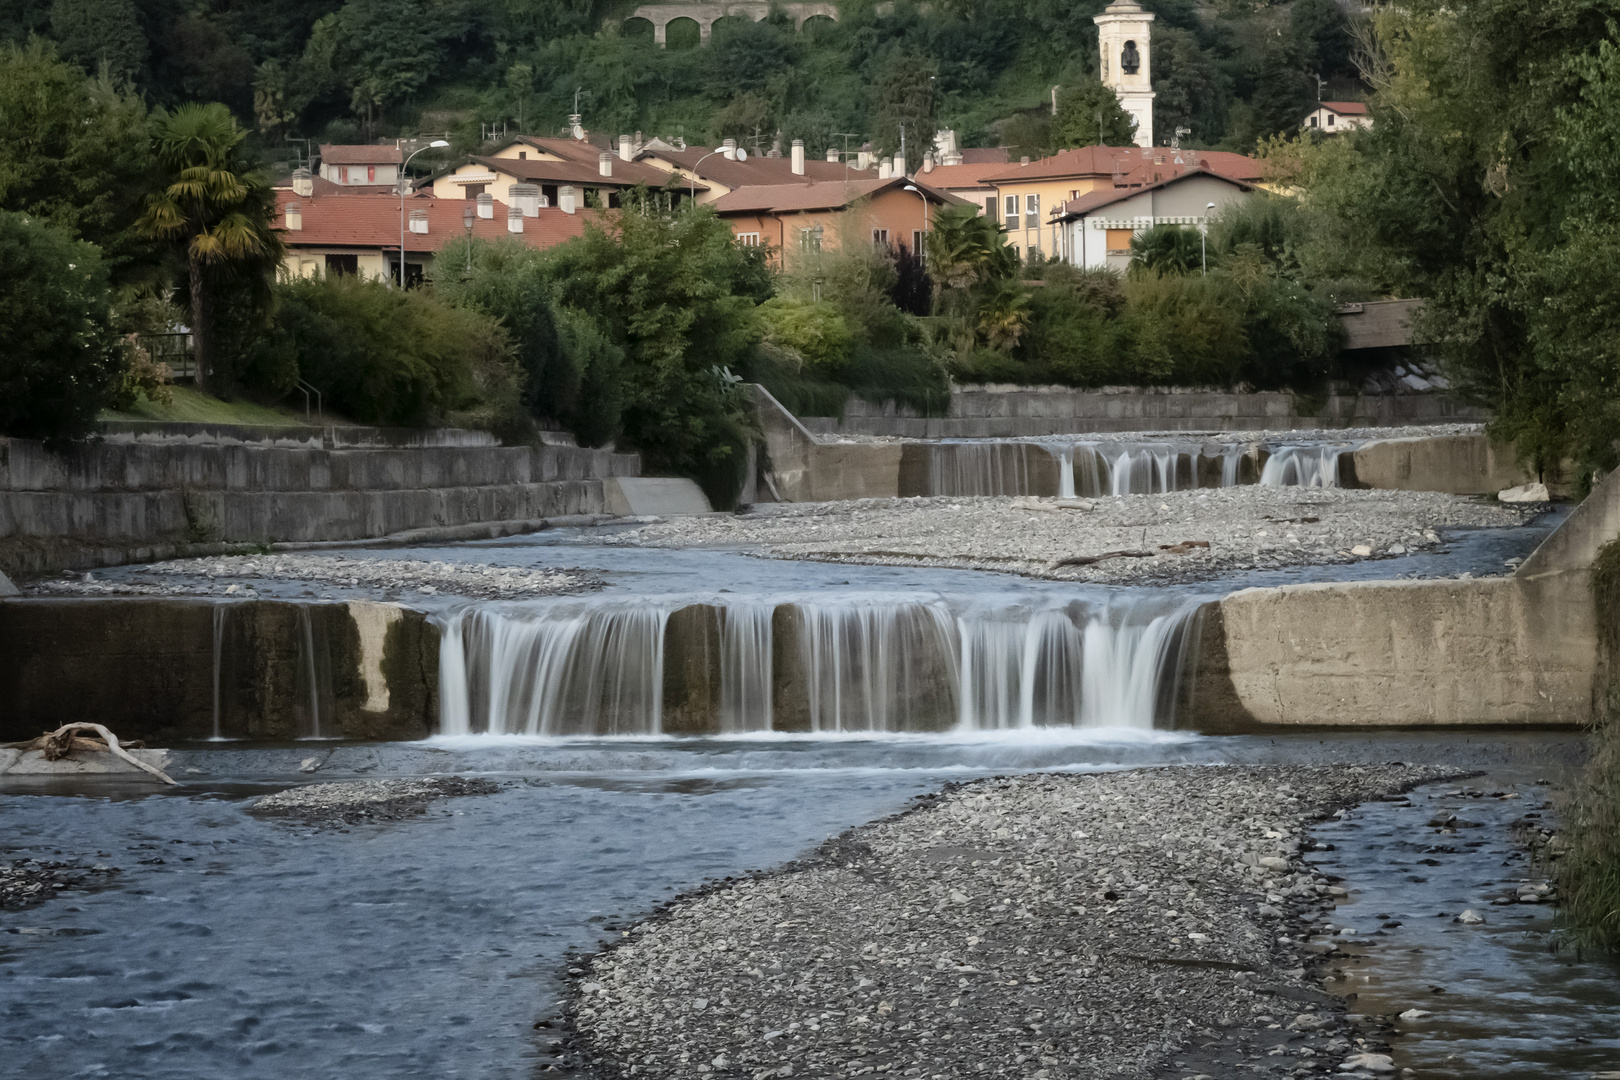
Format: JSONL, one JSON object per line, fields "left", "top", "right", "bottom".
{"left": 1094, "top": 0, "right": 1156, "bottom": 148}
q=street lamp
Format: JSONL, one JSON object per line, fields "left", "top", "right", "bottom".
{"left": 399, "top": 139, "right": 450, "bottom": 288}
{"left": 901, "top": 183, "right": 930, "bottom": 262}
{"left": 1201, "top": 201, "right": 1215, "bottom": 276}
{"left": 463, "top": 205, "right": 475, "bottom": 273}
{"left": 688, "top": 145, "right": 746, "bottom": 203}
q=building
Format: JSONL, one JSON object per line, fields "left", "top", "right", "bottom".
{"left": 317, "top": 144, "right": 402, "bottom": 191}
{"left": 708, "top": 176, "right": 964, "bottom": 262}
{"left": 1051, "top": 169, "right": 1254, "bottom": 271}
{"left": 1095, "top": 0, "right": 1156, "bottom": 148}
{"left": 975, "top": 145, "right": 1263, "bottom": 261}
{"left": 638, "top": 139, "right": 857, "bottom": 204}
{"left": 429, "top": 134, "right": 695, "bottom": 210}
{"left": 275, "top": 189, "right": 589, "bottom": 286}
{"left": 914, "top": 147, "right": 1010, "bottom": 216}
{"left": 1303, "top": 101, "right": 1371, "bottom": 133}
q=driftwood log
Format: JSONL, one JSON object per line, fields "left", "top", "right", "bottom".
{"left": 1, "top": 724, "right": 177, "bottom": 785}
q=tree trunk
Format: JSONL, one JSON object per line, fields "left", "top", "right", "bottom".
{"left": 188, "top": 251, "right": 212, "bottom": 395}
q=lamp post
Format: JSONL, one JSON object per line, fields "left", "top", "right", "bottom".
{"left": 464, "top": 205, "right": 475, "bottom": 273}
{"left": 1201, "top": 201, "right": 1215, "bottom": 276}
{"left": 688, "top": 145, "right": 746, "bottom": 204}
{"left": 399, "top": 139, "right": 449, "bottom": 288}
{"left": 901, "top": 183, "right": 930, "bottom": 262}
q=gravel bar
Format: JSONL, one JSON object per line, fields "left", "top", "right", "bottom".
{"left": 249, "top": 776, "right": 500, "bottom": 827}
{"left": 1, "top": 859, "right": 121, "bottom": 909}
{"left": 30, "top": 553, "right": 604, "bottom": 600}
{"left": 602, "top": 487, "right": 1534, "bottom": 584}
{"left": 565, "top": 764, "right": 1457, "bottom": 1080}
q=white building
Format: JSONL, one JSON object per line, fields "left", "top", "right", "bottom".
{"left": 1094, "top": 0, "right": 1156, "bottom": 148}
{"left": 1053, "top": 169, "right": 1254, "bottom": 271}
{"left": 1303, "top": 101, "right": 1372, "bottom": 134}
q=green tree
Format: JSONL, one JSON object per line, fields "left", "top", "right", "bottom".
{"left": 1152, "top": 28, "right": 1226, "bottom": 146}
{"left": 47, "top": 0, "right": 146, "bottom": 84}
{"left": 924, "top": 202, "right": 1017, "bottom": 294}
{"left": 0, "top": 210, "right": 121, "bottom": 441}
{"left": 0, "top": 40, "right": 155, "bottom": 281}
{"left": 1248, "top": 41, "right": 1315, "bottom": 140}
{"left": 1128, "top": 224, "right": 1206, "bottom": 277}
{"left": 326, "top": 0, "right": 447, "bottom": 138}
{"left": 870, "top": 55, "right": 939, "bottom": 172}
{"left": 1291, "top": 0, "right": 1354, "bottom": 77}
{"left": 1050, "top": 78, "right": 1136, "bottom": 148}
{"left": 140, "top": 103, "right": 281, "bottom": 395}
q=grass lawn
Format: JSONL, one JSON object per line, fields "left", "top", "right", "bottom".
{"left": 101, "top": 387, "right": 333, "bottom": 426}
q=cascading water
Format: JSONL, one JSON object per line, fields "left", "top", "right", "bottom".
{"left": 438, "top": 593, "right": 1204, "bottom": 737}
{"left": 294, "top": 606, "right": 336, "bottom": 739}
{"left": 926, "top": 442, "right": 1036, "bottom": 497}
{"left": 1260, "top": 444, "right": 1347, "bottom": 488}
{"left": 211, "top": 604, "right": 226, "bottom": 740}
{"left": 1051, "top": 442, "right": 1247, "bottom": 498}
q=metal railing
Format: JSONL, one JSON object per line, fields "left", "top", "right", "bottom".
{"left": 136, "top": 332, "right": 195, "bottom": 380}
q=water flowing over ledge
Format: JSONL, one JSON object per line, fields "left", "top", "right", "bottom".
{"left": 437, "top": 591, "right": 1205, "bottom": 738}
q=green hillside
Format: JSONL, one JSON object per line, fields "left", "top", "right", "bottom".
{"left": 7, "top": 0, "right": 1360, "bottom": 170}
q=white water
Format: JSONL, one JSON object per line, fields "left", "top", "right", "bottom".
{"left": 1259, "top": 444, "right": 1347, "bottom": 488}
{"left": 439, "top": 594, "right": 1204, "bottom": 737}
{"left": 926, "top": 442, "right": 1037, "bottom": 497}
{"left": 211, "top": 605, "right": 225, "bottom": 740}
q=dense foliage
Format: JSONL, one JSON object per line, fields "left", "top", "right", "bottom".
{"left": 4, "top": 1, "right": 1360, "bottom": 164}
{"left": 0, "top": 210, "right": 122, "bottom": 441}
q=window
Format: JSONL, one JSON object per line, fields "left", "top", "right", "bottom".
{"left": 1327, "top": 114, "right": 1336, "bottom": 127}
{"left": 1025, "top": 193, "right": 1040, "bottom": 229}
{"left": 985, "top": 196, "right": 996, "bottom": 218}
{"left": 1005, "top": 195, "right": 1018, "bottom": 228}
{"left": 872, "top": 228, "right": 890, "bottom": 249}
{"left": 1309, "top": 116, "right": 1319, "bottom": 128}
{"left": 518, "top": 151, "right": 528, "bottom": 159}
{"left": 464, "top": 184, "right": 487, "bottom": 198}
{"left": 324, "top": 253, "right": 358, "bottom": 277}
{"left": 1105, "top": 229, "right": 1134, "bottom": 255}
{"left": 736, "top": 232, "right": 760, "bottom": 247}
{"left": 912, "top": 230, "right": 927, "bottom": 258}
{"left": 799, "top": 228, "right": 822, "bottom": 252}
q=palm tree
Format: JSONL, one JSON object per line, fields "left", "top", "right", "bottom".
{"left": 1128, "top": 224, "right": 1205, "bottom": 278}
{"left": 141, "top": 103, "right": 281, "bottom": 393}
{"left": 925, "top": 203, "right": 1019, "bottom": 295}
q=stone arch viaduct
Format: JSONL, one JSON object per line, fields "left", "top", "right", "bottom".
{"left": 622, "top": 3, "right": 840, "bottom": 46}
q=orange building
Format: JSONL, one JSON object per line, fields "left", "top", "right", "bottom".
{"left": 709, "top": 176, "right": 965, "bottom": 263}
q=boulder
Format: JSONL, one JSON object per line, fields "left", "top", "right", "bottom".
{"left": 1497, "top": 482, "right": 1550, "bottom": 503}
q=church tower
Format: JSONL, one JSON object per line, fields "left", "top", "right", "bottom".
{"left": 1094, "top": 0, "right": 1156, "bottom": 147}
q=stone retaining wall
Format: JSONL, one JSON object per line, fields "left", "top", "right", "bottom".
{"left": 0, "top": 431, "right": 640, "bottom": 576}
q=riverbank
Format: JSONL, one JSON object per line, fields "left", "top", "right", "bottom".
{"left": 566, "top": 763, "right": 1456, "bottom": 1080}
{"left": 603, "top": 488, "right": 1534, "bottom": 585}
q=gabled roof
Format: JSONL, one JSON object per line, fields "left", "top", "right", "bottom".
{"left": 957, "top": 147, "right": 1011, "bottom": 165}
{"left": 710, "top": 176, "right": 965, "bottom": 215}
{"left": 275, "top": 190, "right": 591, "bottom": 254}
{"left": 1050, "top": 167, "right": 1255, "bottom": 221}
{"left": 319, "top": 144, "right": 403, "bottom": 166}
{"left": 977, "top": 145, "right": 1263, "bottom": 185}
{"left": 1317, "top": 101, "right": 1369, "bottom": 115}
{"left": 918, "top": 163, "right": 1000, "bottom": 191}
{"left": 468, "top": 154, "right": 687, "bottom": 190}
{"left": 640, "top": 146, "right": 856, "bottom": 188}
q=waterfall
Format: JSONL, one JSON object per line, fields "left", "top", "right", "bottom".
{"left": 1260, "top": 445, "right": 1346, "bottom": 488}
{"left": 211, "top": 604, "right": 226, "bottom": 740}
{"left": 1221, "top": 449, "right": 1243, "bottom": 488}
{"left": 927, "top": 442, "right": 1034, "bottom": 497}
{"left": 719, "top": 603, "right": 774, "bottom": 733}
{"left": 439, "top": 594, "right": 1204, "bottom": 737}
{"left": 294, "top": 606, "right": 335, "bottom": 739}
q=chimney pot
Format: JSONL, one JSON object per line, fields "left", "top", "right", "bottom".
{"left": 509, "top": 183, "right": 541, "bottom": 216}
{"left": 284, "top": 202, "right": 302, "bottom": 230}
{"left": 857, "top": 150, "right": 871, "bottom": 170}
{"left": 878, "top": 160, "right": 892, "bottom": 179}
{"left": 476, "top": 191, "right": 494, "bottom": 219}
{"left": 619, "top": 134, "right": 633, "bottom": 162}
{"left": 599, "top": 152, "right": 612, "bottom": 177}
{"left": 827, "top": 148, "right": 840, "bottom": 163}
{"left": 408, "top": 208, "right": 429, "bottom": 235}
{"left": 507, "top": 205, "right": 524, "bottom": 234}
{"left": 791, "top": 139, "right": 805, "bottom": 176}
{"left": 559, "top": 185, "right": 576, "bottom": 214}
{"left": 922, "top": 152, "right": 935, "bottom": 173}
{"left": 291, "top": 167, "right": 313, "bottom": 198}
{"left": 722, "top": 138, "right": 737, "bottom": 160}
{"left": 1021, "top": 155, "right": 1031, "bottom": 165}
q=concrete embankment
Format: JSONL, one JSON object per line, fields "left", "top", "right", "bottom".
{"left": 0, "top": 423, "right": 641, "bottom": 576}
{"left": 800, "top": 383, "right": 1487, "bottom": 438}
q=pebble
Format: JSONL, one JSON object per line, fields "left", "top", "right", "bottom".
{"left": 250, "top": 776, "right": 500, "bottom": 827}
{"left": 0, "top": 859, "right": 121, "bottom": 909}
{"left": 564, "top": 764, "right": 1451, "bottom": 1079}
{"left": 603, "top": 486, "right": 1533, "bottom": 586}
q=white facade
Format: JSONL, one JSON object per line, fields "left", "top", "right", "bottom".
{"left": 1061, "top": 174, "right": 1252, "bottom": 271}
{"left": 319, "top": 162, "right": 400, "bottom": 186}
{"left": 1094, "top": 1, "right": 1156, "bottom": 148}
{"left": 1302, "top": 104, "right": 1372, "bottom": 133}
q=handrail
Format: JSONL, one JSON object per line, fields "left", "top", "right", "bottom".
{"left": 296, "top": 380, "right": 323, "bottom": 420}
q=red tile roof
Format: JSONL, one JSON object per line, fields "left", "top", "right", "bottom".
{"left": 957, "top": 147, "right": 1011, "bottom": 165}
{"left": 709, "top": 176, "right": 964, "bottom": 214}
{"left": 470, "top": 153, "right": 685, "bottom": 190}
{"left": 1051, "top": 167, "right": 1255, "bottom": 220}
{"left": 976, "top": 145, "right": 1263, "bottom": 185}
{"left": 643, "top": 146, "right": 857, "bottom": 188}
{"left": 1319, "top": 101, "right": 1369, "bottom": 115}
{"left": 318, "top": 144, "right": 404, "bottom": 165}
{"left": 275, "top": 190, "right": 591, "bottom": 254}
{"left": 916, "top": 162, "right": 999, "bottom": 191}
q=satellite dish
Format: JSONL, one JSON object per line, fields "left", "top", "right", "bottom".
{"left": 572, "top": 124, "right": 585, "bottom": 140}
{"left": 737, "top": 149, "right": 748, "bottom": 161}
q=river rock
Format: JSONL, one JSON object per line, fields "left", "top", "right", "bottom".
{"left": 1341, "top": 1051, "right": 1397, "bottom": 1073}
{"left": 1497, "top": 482, "right": 1550, "bottom": 503}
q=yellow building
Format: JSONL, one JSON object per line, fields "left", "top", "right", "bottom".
{"left": 429, "top": 135, "right": 691, "bottom": 209}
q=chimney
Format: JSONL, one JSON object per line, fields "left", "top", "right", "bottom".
{"left": 856, "top": 150, "right": 871, "bottom": 170}
{"left": 922, "top": 152, "right": 935, "bottom": 173}
{"left": 619, "top": 134, "right": 633, "bottom": 161}
{"left": 284, "top": 201, "right": 302, "bottom": 230}
{"left": 878, "top": 159, "right": 892, "bottom": 179}
{"left": 826, "top": 148, "right": 840, "bottom": 163}
{"left": 509, "top": 183, "right": 541, "bottom": 216}
{"left": 476, "top": 192, "right": 494, "bottom": 219}
{"left": 408, "top": 209, "right": 429, "bottom": 235}
{"left": 291, "top": 167, "right": 313, "bottom": 198}
{"left": 559, "top": 185, "right": 576, "bottom": 214}
{"left": 507, "top": 205, "right": 524, "bottom": 234}
{"left": 599, "top": 152, "right": 612, "bottom": 177}
{"left": 722, "top": 138, "right": 738, "bottom": 160}
{"left": 892, "top": 154, "right": 905, "bottom": 177}
{"left": 791, "top": 139, "right": 805, "bottom": 176}
{"left": 1021, "top": 155, "right": 1031, "bottom": 166}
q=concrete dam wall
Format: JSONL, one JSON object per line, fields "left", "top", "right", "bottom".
{"left": 0, "top": 424, "right": 641, "bottom": 576}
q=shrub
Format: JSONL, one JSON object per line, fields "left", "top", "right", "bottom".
{"left": 757, "top": 297, "right": 855, "bottom": 373}
{"left": 0, "top": 211, "right": 121, "bottom": 440}
{"left": 1122, "top": 273, "right": 1249, "bottom": 385}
